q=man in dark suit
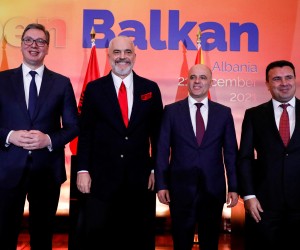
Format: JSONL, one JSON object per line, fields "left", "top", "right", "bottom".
{"left": 0, "top": 23, "right": 79, "bottom": 250}
{"left": 76, "top": 35, "right": 163, "bottom": 250}
{"left": 238, "top": 60, "right": 300, "bottom": 250}
{"left": 155, "top": 64, "right": 238, "bottom": 250}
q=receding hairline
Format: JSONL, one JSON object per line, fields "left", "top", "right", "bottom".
{"left": 189, "top": 64, "right": 212, "bottom": 77}
{"left": 108, "top": 36, "right": 135, "bottom": 51}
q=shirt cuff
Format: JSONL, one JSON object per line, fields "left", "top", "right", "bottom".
{"left": 5, "top": 130, "right": 14, "bottom": 147}
{"left": 243, "top": 195, "right": 256, "bottom": 201}
{"left": 46, "top": 134, "right": 53, "bottom": 151}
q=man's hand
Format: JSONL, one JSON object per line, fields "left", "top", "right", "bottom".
{"left": 244, "top": 197, "right": 264, "bottom": 223}
{"left": 148, "top": 172, "right": 155, "bottom": 191}
{"left": 77, "top": 172, "right": 91, "bottom": 193}
{"left": 9, "top": 130, "right": 50, "bottom": 150}
{"left": 22, "top": 130, "right": 51, "bottom": 150}
{"left": 157, "top": 189, "right": 170, "bottom": 205}
{"left": 226, "top": 192, "right": 239, "bottom": 208}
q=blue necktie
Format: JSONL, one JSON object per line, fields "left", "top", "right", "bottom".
{"left": 28, "top": 71, "right": 37, "bottom": 119}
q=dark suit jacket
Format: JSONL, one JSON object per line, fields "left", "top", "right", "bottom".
{"left": 76, "top": 71, "right": 163, "bottom": 200}
{"left": 0, "top": 65, "right": 79, "bottom": 188}
{"left": 155, "top": 98, "right": 238, "bottom": 208}
{"left": 238, "top": 98, "right": 300, "bottom": 210}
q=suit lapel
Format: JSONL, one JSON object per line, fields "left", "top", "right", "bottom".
{"left": 179, "top": 98, "right": 199, "bottom": 146}
{"left": 11, "top": 66, "right": 31, "bottom": 121}
{"left": 126, "top": 72, "right": 150, "bottom": 131}
{"left": 31, "top": 67, "right": 54, "bottom": 120}
{"left": 202, "top": 100, "right": 218, "bottom": 145}
{"left": 101, "top": 73, "right": 126, "bottom": 129}
{"left": 263, "top": 100, "right": 284, "bottom": 146}
{"left": 289, "top": 98, "right": 300, "bottom": 146}
{"left": 129, "top": 73, "right": 142, "bottom": 129}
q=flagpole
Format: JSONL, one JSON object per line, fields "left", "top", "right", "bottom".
{"left": 69, "top": 26, "right": 100, "bottom": 155}
{"left": 195, "top": 29, "right": 202, "bottom": 64}
{"left": 90, "top": 26, "right": 96, "bottom": 47}
{"left": 196, "top": 29, "right": 201, "bottom": 50}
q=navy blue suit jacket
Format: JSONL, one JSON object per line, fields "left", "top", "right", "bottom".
{"left": 0, "top": 65, "right": 79, "bottom": 188}
{"left": 155, "top": 98, "right": 238, "bottom": 208}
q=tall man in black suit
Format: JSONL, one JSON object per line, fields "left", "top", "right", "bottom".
{"left": 238, "top": 60, "right": 300, "bottom": 250}
{"left": 155, "top": 64, "right": 239, "bottom": 250}
{"left": 0, "top": 23, "right": 79, "bottom": 250}
{"left": 76, "top": 35, "right": 163, "bottom": 250}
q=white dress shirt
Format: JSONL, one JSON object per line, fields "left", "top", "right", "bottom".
{"left": 188, "top": 95, "right": 209, "bottom": 136}
{"left": 111, "top": 71, "right": 134, "bottom": 120}
{"left": 22, "top": 64, "right": 44, "bottom": 108}
{"left": 272, "top": 97, "right": 295, "bottom": 136}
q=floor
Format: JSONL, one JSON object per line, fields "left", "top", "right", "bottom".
{"left": 16, "top": 215, "right": 245, "bottom": 250}
{"left": 17, "top": 220, "right": 244, "bottom": 250}
{"left": 17, "top": 232, "right": 240, "bottom": 250}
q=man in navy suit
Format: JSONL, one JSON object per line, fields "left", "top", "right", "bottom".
{"left": 155, "top": 64, "right": 238, "bottom": 250}
{"left": 238, "top": 60, "right": 300, "bottom": 250}
{"left": 0, "top": 23, "right": 79, "bottom": 250}
{"left": 76, "top": 36, "right": 163, "bottom": 250}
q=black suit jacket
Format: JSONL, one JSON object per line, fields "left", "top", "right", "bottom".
{"left": 238, "top": 98, "right": 300, "bottom": 210}
{"left": 0, "top": 65, "right": 79, "bottom": 188}
{"left": 76, "top": 71, "right": 163, "bottom": 200}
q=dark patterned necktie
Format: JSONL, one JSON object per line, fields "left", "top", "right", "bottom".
{"left": 28, "top": 71, "right": 37, "bottom": 119}
{"left": 118, "top": 82, "right": 128, "bottom": 127}
{"left": 195, "top": 103, "right": 205, "bottom": 145}
{"left": 279, "top": 103, "right": 290, "bottom": 146}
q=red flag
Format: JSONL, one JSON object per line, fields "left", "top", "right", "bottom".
{"left": 175, "top": 43, "right": 189, "bottom": 101}
{"left": 69, "top": 44, "right": 100, "bottom": 155}
{"left": 77, "top": 45, "right": 100, "bottom": 114}
{"left": 0, "top": 36, "right": 9, "bottom": 71}
{"left": 194, "top": 47, "right": 204, "bottom": 65}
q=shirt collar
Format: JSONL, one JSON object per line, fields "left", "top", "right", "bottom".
{"left": 22, "top": 63, "right": 44, "bottom": 78}
{"left": 272, "top": 96, "right": 295, "bottom": 109}
{"left": 111, "top": 71, "right": 133, "bottom": 89}
{"left": 188, "top": 96, "right": 209, "bottom": 109}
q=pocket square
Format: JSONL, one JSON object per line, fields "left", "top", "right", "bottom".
{"left": 141, "top": 92, "right": 152, "bottom": 100}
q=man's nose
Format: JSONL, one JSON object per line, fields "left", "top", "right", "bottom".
{"left": 119, "top": 51, "right": 126, "bottom": 58}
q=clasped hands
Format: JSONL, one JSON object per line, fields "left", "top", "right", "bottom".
{"left": 9, "top": 130, "right": 50, "bottom": 150}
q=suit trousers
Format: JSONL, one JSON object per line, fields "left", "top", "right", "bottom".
{"left": 0, "top": 156, "right": 61, "bottom": 250}
{"left": 76, "top": 187, "right": 156, "bottom": 250}
{"left": 170, "top": 192, "right": 224, "bottom": 250}
{"left": 244, "top": 208, "right": 300, "bottom": 250}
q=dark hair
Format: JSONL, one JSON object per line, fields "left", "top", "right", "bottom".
{"left": 21, "top": 23, "right": 50, "bottom": 44}
{"left": 265, "top": 60, "right": 296, "bottom": 82}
